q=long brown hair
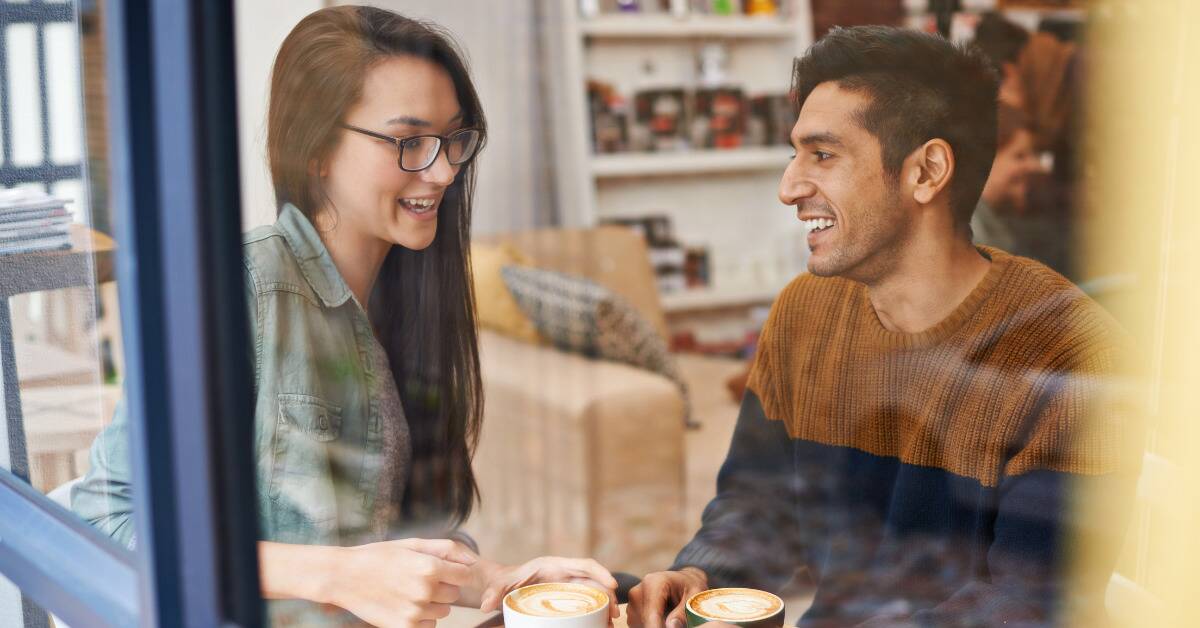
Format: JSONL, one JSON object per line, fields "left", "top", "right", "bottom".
{"left": 267, "top": 5, "right": 485, "bottom": 526}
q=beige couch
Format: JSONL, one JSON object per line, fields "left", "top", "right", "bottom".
{"left": 463, "top": 227, "right": 688, "bottom": 576}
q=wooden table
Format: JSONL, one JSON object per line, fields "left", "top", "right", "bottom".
{"left": 442, "top": 604, "right": 631, "bottom": 628}
{"left": 0, "top": 225, "right": 114, "bottom": 485}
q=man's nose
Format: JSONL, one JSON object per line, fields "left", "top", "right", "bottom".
{"left": 779, "top": 162, "right": 817, "bottom": 206}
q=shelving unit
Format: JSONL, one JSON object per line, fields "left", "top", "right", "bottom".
{"left": 659, "top": 278, "right": 792, "bottom": 313}
{"left": 580, "top": 14, "right": 799, "bottom": 39}
{"left": 541, "top": 1, "right": 813, "bottom": 322}
{"left": 591, "top": 146, "right": 792, "bottom": 178}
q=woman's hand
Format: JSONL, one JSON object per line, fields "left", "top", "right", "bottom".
{"left": 280, "top": 538, "right": 476, "bottom": 628}
{"left": 478, "top": 556, "right": 620, "bottom": 620}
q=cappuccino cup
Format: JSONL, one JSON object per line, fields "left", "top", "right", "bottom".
{"left": 684, "top": 588, "right": 785, "bottom": 628}
{"left": 502, "top": 582, "right": 610, "bottom": 628}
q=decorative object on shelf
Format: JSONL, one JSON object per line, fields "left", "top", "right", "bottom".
{"left": 696, "top": 42, "right": 730, "bottom": 87}
{"left": 710, "top": 0, "right": 742, "bottom": 16}
{"left": 748, "top": 93, "right": 794, "bottom": 146}
{"left": 745, "top": 0, "right": 780, "bottom": 16}
{"left": 691, "top": 87, "right": 748, "bottom": 149}
{"left": 633, "top": 88, "right": 688, "bottom": 152}
{"left": 684, "top": 247, "right": 711, "bottom": 288}
{"left": 580, "top": 0, "right": 601, "bottom": 18}
{"left": 588, "top": 80, "right": 629, "bottom": 153}
{"left": 601, "top": 215, "right": 697, "bottom": 294}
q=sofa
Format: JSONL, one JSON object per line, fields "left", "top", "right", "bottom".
{"left": 462, "top": 226, "right": 689, "bottom": 577}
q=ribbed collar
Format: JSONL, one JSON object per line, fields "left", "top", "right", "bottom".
{"left": 274, "top": 203, "right": 353, "bottom": 308}
{"left": 859, "top": 245, "right": 1011, "bottom": 350}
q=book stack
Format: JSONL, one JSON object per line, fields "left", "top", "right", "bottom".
{"left": 0, "top": 188, "right": 73, "bottom": 256}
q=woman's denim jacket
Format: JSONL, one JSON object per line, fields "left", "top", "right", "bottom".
{"left": 73, "top": 204, "right": 424, "bottom": 548}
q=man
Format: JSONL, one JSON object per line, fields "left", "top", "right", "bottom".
{"left": 972, "top": 103, "right": 1042, "bottom": 254}
{"left": 629, "top": 26, "right": 1136, "bottom": 627}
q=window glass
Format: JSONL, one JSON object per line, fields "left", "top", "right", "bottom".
{"left": 0, "top": 0, "right": 135, "bottom": 623}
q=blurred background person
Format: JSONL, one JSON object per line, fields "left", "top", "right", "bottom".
{"left": 972, "top": 103, "right": 1042, "bottom": 256}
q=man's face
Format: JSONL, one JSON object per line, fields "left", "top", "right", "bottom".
{"left": 981, "top": 128, "right": 1039, "bottom": 212}
{"left": 779, "top": 82, "right": 911, "bottom": 281}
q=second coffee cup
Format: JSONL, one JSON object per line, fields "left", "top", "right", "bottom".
{"left": 684, "top": 588, "right": 785, "bottom": 628}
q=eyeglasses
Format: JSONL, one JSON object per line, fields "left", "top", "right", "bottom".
{"left": 341, "top": 124, "right": 484, "bottom": 172}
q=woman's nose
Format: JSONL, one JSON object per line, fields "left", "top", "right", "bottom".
{"left": 422, "top": 149, "right": 457, "bottom": 186}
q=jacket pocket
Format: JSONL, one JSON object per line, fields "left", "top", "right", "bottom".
{"left": 267, "top": 394, "right": 344, "bottom": 542}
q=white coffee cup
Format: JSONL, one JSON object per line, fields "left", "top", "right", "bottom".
{"left": 502, "top": 582, "right": 610, "bottom": 628}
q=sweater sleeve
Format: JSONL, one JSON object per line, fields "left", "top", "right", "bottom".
{"left": 670, "top": 390, "right": 805, "bottom": 592}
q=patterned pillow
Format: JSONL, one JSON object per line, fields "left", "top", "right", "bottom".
{"left": 500, "top": 266, "right": 693, "bottom": 426}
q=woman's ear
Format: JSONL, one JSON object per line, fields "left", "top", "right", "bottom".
{"left": 911, "top": 139, "right": 955, "bottom": 205}
{"left": 307, "top": 158, "right": 327, "bottom": 178}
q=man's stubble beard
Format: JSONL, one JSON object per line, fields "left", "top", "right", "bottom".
{"left": 810, "top": 187, "right": 910, "bottom": 285}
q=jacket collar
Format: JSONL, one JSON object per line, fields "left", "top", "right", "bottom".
{"left": 275, "top": 203, "right": 353, "bottom": 308}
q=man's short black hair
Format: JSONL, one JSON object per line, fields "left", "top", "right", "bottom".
{"left": 792, "top": 25, "right": 999, "bottom": 232}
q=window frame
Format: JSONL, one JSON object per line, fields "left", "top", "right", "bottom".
{"left": 0, "top": 0, "right": 261, "bottom": 626}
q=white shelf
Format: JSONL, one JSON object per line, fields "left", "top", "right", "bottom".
{"left": 591, "top": 147, "right": 791, "bottom": 179}
{"left": 580, "top": 15, "right": 797, "bottom": 39}
{"left": 660, "top": 280, "right": 790, "bottom": 313}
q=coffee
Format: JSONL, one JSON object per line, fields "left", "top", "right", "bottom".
{"left": 503, "top": 583, "right": 609, "bottom": 624}
{"left": 685, "top": 588, "right": 784, "bottom": 628}
{"left": 503, "top": 583, "right": 610, "bottom": 628}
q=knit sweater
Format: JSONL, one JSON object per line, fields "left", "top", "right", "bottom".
{"left": 672, "top": 247, "right": 1139, "bottom": 627}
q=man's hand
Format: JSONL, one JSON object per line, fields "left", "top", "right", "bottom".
{"left": 627, "top": 567, "right": 708, "bottom": 628}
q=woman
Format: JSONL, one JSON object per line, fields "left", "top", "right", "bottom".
{"left": 73, "top": 6, "right": 617, "bottom": 626}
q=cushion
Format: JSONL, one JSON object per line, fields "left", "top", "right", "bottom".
{"left": 470, "top": 242, "right": 543, "bottom": 344}
{"left": 501, "top": 266, "right": 692, "bottom": 424}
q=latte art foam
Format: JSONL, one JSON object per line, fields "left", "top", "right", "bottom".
{"left": 688, "top": 589, "right": 782, "bottom": 622}
{"left": 505, "top": 583, "right": 608, "bottom": 618}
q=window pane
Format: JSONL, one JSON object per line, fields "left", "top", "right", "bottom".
{"left": 0, "top": 0, "right": 136, "bottom": 624}
{"left": 227, "top": 2, "right": 1200, "bottom": 628}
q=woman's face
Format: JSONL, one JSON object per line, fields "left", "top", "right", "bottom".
{"left": 319, "top": 55, "right": 465, "bottom": 251}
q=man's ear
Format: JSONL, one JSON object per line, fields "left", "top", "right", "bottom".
{"left": 909, "top": 139, "right": 955, "bottom": 205}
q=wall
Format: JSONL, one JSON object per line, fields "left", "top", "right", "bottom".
{"left": 333, "top": 0, "right": 555, "bottom": 234}
{"left": 234, "top": 0, "right": 327, "bottom": 229}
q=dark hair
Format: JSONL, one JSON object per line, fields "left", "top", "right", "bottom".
{"left": 268, "top": 6, "right": 485, "bottom": 526}
{"left": 792, "top": 25, "right": 999, "bottom": 233}
{"left": 996, "top": 103, "right": 1030, "bottom": 150}
{"left": 973, "top": 12, "right": 1029, "bottom": 71}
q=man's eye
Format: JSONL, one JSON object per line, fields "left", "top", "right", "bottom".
{"left": 814, "top": 151, "right": 833, "bottom": 162}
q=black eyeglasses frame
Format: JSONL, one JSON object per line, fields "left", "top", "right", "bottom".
{"left": 340, "top": 123, "right": 484, "bottom": 172}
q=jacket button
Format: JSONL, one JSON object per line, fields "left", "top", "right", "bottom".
{"left": 318, "top": 413, "right": 328, "bottom": 430}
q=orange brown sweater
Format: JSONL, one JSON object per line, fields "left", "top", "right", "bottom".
{"left": 673, "top": 248, "right": 1139, "bottom": 626}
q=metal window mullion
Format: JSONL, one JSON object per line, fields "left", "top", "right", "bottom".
{"left": 1, "top": 20, "right": 11, "bottom": 169}
{"left": 35, "top": 15, "right": 49, "bottom": 189}
{"left": 0, "top": 470, "right": 139, "bottom": 627}
{"left": 106, "top": 0, "right": 261, "bottom": 626}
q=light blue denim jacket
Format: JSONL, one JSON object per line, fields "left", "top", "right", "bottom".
{"left": 72, "top": 204, "right": 467, "bottom": 555}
